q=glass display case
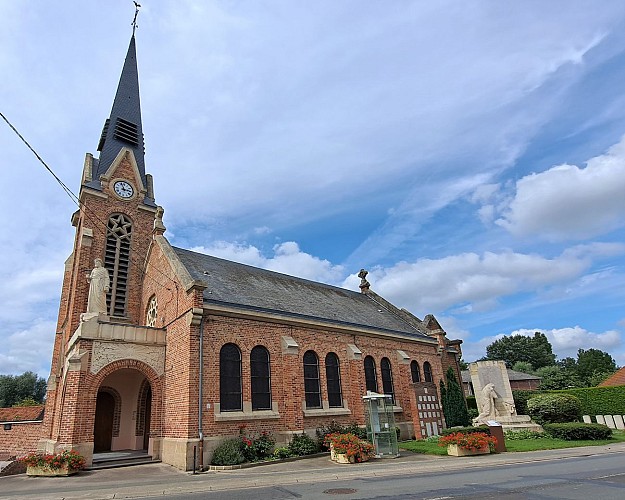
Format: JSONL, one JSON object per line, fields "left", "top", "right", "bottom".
{"left": 363, "top": 391, "right": 399, "bottom": 458}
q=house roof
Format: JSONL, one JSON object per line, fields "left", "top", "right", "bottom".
{"left": 461, "top": 369, "right": 541, "bottom": 384}
{"left": 0, "top": 405, "right": 44, "bottom": 423}
{"left": 172, "top": 246, "right": 435, "bottom": 341}
{"left": 598, "top": 367, "right": 625, "bottom": 387}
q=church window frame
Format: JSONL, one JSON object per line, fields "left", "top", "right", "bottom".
{"left": 220, "top": 343, "right": 242, "bottom": 412}
{"left": 250, "top": 345, "right": 272, "bottom": 411}
{"left": 410, "top": 360, "right": 421, "bottom": 383}
{"left": 104, "top": 213, "right": 133, "bottom": 317}
{"left": 380, "top": 357, "right": 395, "bottom": 404}
{"left": 303, "top": 350, "right": 322, "bottom": 409}
{"left": 423, "top": 361, "right": 433, "bottom": 383}
{"left": 145, "top": 295, "right": 158, "bottom": 327}
{"left": 364, "top": 355, "right": 378, "bottom": 393}
{"left": 325, "top": 352, "right": 343, "bottom": 408}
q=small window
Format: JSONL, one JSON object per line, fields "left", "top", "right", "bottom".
{"left": 410, "top": 360, "right": 421, "bottom": 383}
{"left": 423, "top": 361, "right": 433, "bottom": 383}
{"left": 381, "top": 357, "right": 395, "bottom": 404}
{"left": 146, "top": 295, "right": 158, "bottom": 327}
{"left": 251, "top": 345, "right": 271, "bottom": 410}
{"left": 220, "top": 343, "right": 242, "bottom": 411}
{"left": 303, "top": 350, "right": 322, "bottom": 409}
{"left": 325, "top": 352, "right": 343, "bottom": 408}
{"left": 364, "top": 356, "right": 378, "bottom": 393}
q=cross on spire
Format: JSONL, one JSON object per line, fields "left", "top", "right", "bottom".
{"left": 132, "top": 2, "right": 141, "bottom": 36}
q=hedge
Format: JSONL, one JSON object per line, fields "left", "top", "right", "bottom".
{"left": 513, "top": 385, "right": 625, "bottom": 416}
{"left": 526, "top": 394, "right": 581, "bottom": 423}
{"left": 543, "top": 423, "right": 612, "bottom": 441}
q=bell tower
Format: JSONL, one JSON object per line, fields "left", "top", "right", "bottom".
{"left": 40, "top": 25, "right": 166, "bottom": 465}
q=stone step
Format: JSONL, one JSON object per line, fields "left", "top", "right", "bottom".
{"left": 88, "top": 457, "right": 160, "bottom": 470}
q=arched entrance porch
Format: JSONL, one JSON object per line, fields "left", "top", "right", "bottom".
{"left": 93, "top": 368, "right": 153, "bottom": 453}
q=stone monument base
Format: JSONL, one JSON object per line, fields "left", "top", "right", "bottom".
{"left": 491, "top": 415, "right": 543, "bottom": 433}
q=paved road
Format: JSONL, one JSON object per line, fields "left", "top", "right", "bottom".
{"left": 2, "top": 443, "right": 625, "bottom": 500}
{"left": 139, "top": 453, "right": 625, "bottom": 499}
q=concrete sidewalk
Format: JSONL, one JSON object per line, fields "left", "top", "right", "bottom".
{"left": 2, "top": 442, "right": 625, "bottom": 500}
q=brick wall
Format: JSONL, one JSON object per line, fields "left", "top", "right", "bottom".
{"left": 0, "top": 421, "right": 43, "bottom": 458}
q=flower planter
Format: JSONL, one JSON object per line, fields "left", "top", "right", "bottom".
{"left": 446, "top": 444, "right": 490, "bottom": 457}
{"left": 26, "top": 465, "right": 79, "bottom": 477}
{"left": 334, "top": 452, "right": 354, "bottom": 464}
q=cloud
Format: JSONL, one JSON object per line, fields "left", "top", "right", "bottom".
{"left": 495, "top": 135, "right": 625, "bottom": 241}
{"left": 190, "top": 241, "right": 344, "bottom": 283}
{"left": 0, "top": 320, "right": 56, "bottom": 377}
{"left": 348, "top": 249, "right": 597, "bottom": 314}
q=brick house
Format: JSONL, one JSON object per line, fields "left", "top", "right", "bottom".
{"left": 38, "top": 33, "right": 464, "bottom": 470}
{"left": 461, "top": 369, "right": 541, "bottom": 396}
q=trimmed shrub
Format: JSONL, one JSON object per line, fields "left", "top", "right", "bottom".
{"left": 211, "top": 438, "right": 245, "bottom": 466}
{"left": 465, "top": 395, "right": 477, "bottom": 410}
{"left": 440, "top": 425, "right": 490, "bottom": 436}
{"left": 527, "top": 394, "right": 582, "bottom": 423}
{"left": 272, "top": 447, "right": 293, "bottom": 459}
{"left": 543, "top": 423, "right": 612, "bottom": 441}
{"left": 512, "top": 390, "right": 538, "bottom": 415}
{"left": 288, "top": 433, "right": 319, "bottom": 456}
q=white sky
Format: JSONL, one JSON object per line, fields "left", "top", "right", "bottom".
{"left": 1, "top": 0, "right": 625, "bottom": 376}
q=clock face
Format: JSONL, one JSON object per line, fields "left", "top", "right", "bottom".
{"left": 113, "top": 180, "right": 134, "bottom": 199}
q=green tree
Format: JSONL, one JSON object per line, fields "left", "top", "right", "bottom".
{"left": 536, "top": 366, "right": 582, "bottom": 390}
{"left": 485, "top": 332, "right": 556, "bottom": 369}
{"left": 575, "top": 349, "right": 617, "bottom": 385}
{"left": 0, "top": 371, "right": 46, "bottom": 407}
{"left": 440, "top": 367, "right": 471, "bottom": 427}
{"left": 511, "top": 361, "right": 535, "bottom": 375}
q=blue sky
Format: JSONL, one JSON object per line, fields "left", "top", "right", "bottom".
{"left": 1, "top": 1, "right": 625, "bottom": 377}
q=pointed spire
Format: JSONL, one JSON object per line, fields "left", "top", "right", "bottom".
{"left": 93, "top": 34, "right": 146, "bottom": 191}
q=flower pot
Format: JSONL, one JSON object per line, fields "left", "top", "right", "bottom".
{"left": 334, "top": 453, "right": 354, "bottom": 464}
{"left": 446, "top": 444, "right": 490, "bottom": 457}
{"left": 26, "top": 465, "right": 78, "bottom": 477}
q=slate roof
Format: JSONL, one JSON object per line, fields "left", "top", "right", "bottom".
{"left": 86, "top": 36, "right": 155, "bottom": 207}
{"left": 173, "top": 247, "right": 434, "bottom": 341}
{"left": 0, "top": 405, "right": 44, "bottom": 423}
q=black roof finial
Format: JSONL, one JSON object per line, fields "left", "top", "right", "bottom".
{"left": 132, "top": 1, "right": 141, "bottom": 36}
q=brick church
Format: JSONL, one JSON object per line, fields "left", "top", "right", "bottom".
{"left": 38, "top": 33, "right": 464, "bottom": 470}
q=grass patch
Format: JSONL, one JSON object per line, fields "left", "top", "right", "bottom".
{"left": 399, "top": 430, "right": 625, "bottom": 455}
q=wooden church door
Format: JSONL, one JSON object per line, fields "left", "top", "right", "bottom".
{"left": 94, "top": 391, "right": 115, "bottom": 452}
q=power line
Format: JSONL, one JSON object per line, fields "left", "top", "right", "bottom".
{"left": 1, "top": 111, "right": 180, "bottom": 297}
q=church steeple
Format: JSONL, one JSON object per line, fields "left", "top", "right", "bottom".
{"left": 91, "top": 35, "right": 150, "bottom": 202}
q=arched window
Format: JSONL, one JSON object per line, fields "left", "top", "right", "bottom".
{"left": 145, "top": 295, "right": 158, "bottom": 327}
{"left": 105, "top": 214, "right": 132, "bottom": 317}
{"left": 423, "top": 361, "right": 433, "bottom": 383}
{"left": 381, "top": 357, "right": 395, "bottom": 403}
{"left": 303, "top": 350, "right": 321, "bottom": 409}
{"left": 410, "top": 360, "right": 421, "bottom": 383}
{"left": 251, "top": 345, "right": 271, "bottom": 410}
{"left": 325, "top": 352, "right": 342, "bottom": 408}
{"left": 364, "top": 356, "right": 378, "bottom": 393}
{"left": 220, "top": 343, "right": 242, "bottom": 411}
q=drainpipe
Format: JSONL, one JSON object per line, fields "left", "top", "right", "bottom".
{"left": 198, "top": 314, "right": 205, "bottom": 471}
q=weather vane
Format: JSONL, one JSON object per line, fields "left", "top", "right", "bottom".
{"left": 131, "top": 1, "right": 141, "bottom": 35}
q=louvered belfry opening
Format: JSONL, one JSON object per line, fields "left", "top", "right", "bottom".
{"left": 105, "top": 214, "right": 132, "bottom": 317}
{"left": 113, "top": 117, "right": 139, "bottom": 146}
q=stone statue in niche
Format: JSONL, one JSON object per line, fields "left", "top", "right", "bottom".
{"left": 473, "top": 382, "right": 499, "bottom": 425}
{"left": 86, "top": 258, "right": 110, "bottom": 314}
